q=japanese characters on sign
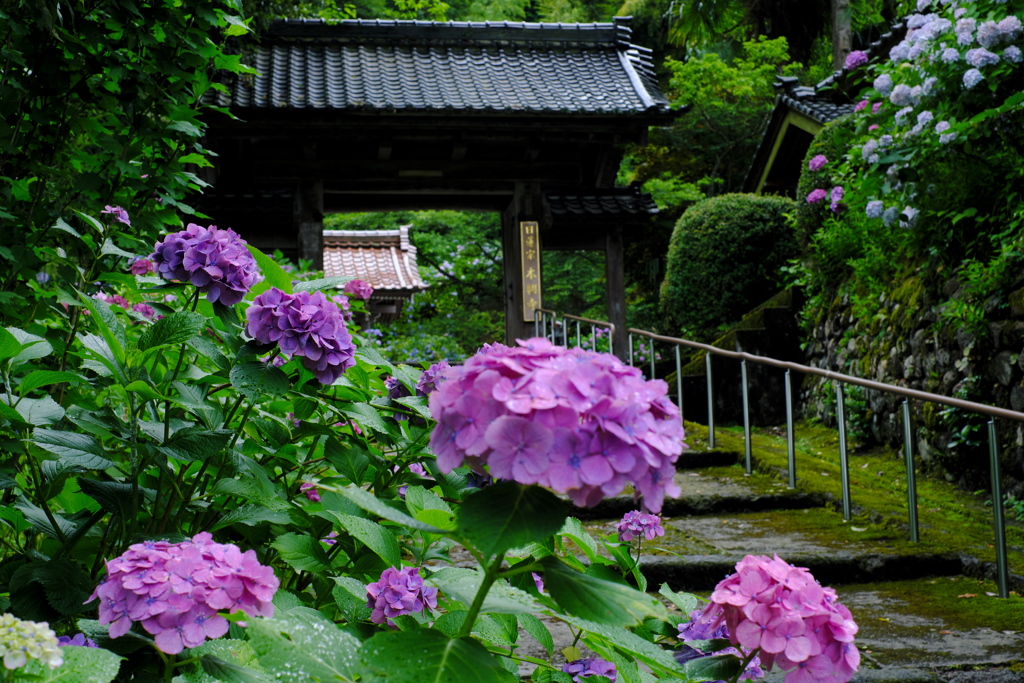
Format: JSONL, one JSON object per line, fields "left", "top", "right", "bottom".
{"left": 520, "top": 221, "right": 541, "bottom": 321}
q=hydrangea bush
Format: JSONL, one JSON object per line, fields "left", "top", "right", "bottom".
{"left": 0, "top": 204, "right": 860, "bottom": 683}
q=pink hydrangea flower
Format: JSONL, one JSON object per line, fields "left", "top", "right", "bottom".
{"left": 428, "top": 338, "right": 686, "bottom": 512}
{"left": 300, "top": 482, "right": 321, "bottom": 502}
{"left": 132, "top": 303, "right": 155, "bottom": 318}
{"left": 617, "top": 510, "right": 664, "bottom": 542}
{"left": 101, "top": 205, "right": 131, "bottom": 226}
{"left": 129, "top": 258, "right": 155, "bottom": 276}
{"left": 86, "top": 533, "right": 279, "bottom": 655}
{"left": 854, "top": 99, "right": 868, "bottom": 112}
{"left": 344, "top": 279, "right": 374, "bottom": 300}
{"left": 366, "top": 566, "right": 438, "bottom": 626}
{"left": 844, "top": 50, "right": 868, "bottom": 69}
{"left": 686, "top": 555, "right": 859, "bottom": 683}
{"left": 808, "top": 155, "right": 828, "bottom": 171}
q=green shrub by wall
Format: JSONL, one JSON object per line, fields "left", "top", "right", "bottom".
{"left": 660, "top": 192, "right": 798, "bottom": 339}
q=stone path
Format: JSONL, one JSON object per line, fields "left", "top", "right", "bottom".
{"left": 526, "top": 450, "right": 1024, "bottom": 682}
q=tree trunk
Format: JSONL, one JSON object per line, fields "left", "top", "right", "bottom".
{"left": 832, "top": 0, "right": 852, "bottom": 71}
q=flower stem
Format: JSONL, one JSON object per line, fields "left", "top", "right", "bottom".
{"left": 457, "top": 551, "right": 506, "bottom": 639}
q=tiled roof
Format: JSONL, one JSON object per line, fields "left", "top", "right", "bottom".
{"left": 775, "top": 79, "right": 856, "bottom": 125}
{"left": 546, "top": 189, "right": 658, "bottom": 218}
{"left": 323, "top": 226, "right": 428, "bottom": 300}
{"left": 210, "top": 17, "right": 671, "bottom": 115}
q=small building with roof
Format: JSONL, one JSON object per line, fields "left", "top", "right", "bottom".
{"left": 322, "top": 225, "right": 428, "bottom": 324}
{"left": 197, "top": 17, "right": 681, "bottom": 353}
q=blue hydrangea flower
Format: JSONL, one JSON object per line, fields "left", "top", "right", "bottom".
{"left": 866, "top": 201, "right": 885, "bottom": 219}
{"left": 962, "top": 68, "right": 984, "bottom": 89}
{"left": 873, "top": 73, "right": 893, "bottom": 96}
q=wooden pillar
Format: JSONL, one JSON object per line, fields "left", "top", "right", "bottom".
{"left": 606, "top": 227, "right": 627, "bottom": 361}
{"left": 295, "top": 179, "right": 323, "bottom": 269}
{"left": 501, "top": 183, "right": 544, "bottom": 344}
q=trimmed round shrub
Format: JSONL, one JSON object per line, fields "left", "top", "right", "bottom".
{"left": 660, "top": 193, "right": 798, "bottom": 339}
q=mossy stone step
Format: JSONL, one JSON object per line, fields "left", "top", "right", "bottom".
{"left": 675, "top": 449, "right": 739, "bottom": 469}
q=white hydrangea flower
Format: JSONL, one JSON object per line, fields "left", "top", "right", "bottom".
{"left": 0, "top": 614, "right": 64, "bottom": 671}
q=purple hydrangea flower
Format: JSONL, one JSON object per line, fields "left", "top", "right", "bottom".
{"left": 830, "top": 186, "right": 845, "bottom": 213}
{"left": 429, "top": 339, "right": 686, "bottom": 512}
{"left": 844, "top": 50, "right": 868, "bottom": 69}
{"left": 866, "top": 200, "right": 885, "bottom": 219}
{"left": 300, "top": 482, "right": 321, "bottom": 502}
{"left": 416, "top": 360, "right": 450, "bottom": 396}
{"left": 35, "top": 271, "right": 51, "bottom": 285}
{"left": 854, "top": 100, "right": 868, "bottom": 112}
{"left": 808, "top": 155, "right": 828, "bottom": 171}
{"left": 129, "top": 258, "right": 155, "bottom": 276}
{"left": 677, "top": 608, "right": 764, "bottom": 681}
{"left": 246, "top": 288, "right": 356, "bottom": 385}
{"left": 132, "top": 303, "right": 155, "bottom": 319}
{"left": 1004, "top": 45, "right": 1023, "bottom": 63}
{"left": 872, "top": 101, "right": 882, "bottom": 114}
{"left": 998, "top": 15, "right": 1022, "bottom": 41}
{"left": 563, "top": 658, "right": 617, "bottom": 682}
{"left": 976, "top": 21, "right": 1002, "bottom": 49}
{"left": 366, "top": 566, "right": 438, "bottom": 626}
{"left": 86, "top": 532, "right": 279, "bottom": 654}
{"left": 962, "top": 68, "right": 984, "bottom": 89}
{"left": 101, "top": 205, "right": 131, "bottom": 226}
{"left": 330, "top": 294, "right": 354, "bottom": 322}
{"left": 806, "top": 189, "right": 828, "bottom": 204}
{"left": 343, "top": 279, "right": 374, "bottom": 300}
{"left": 941, "top": 47, "right": 961, "bottom": 62}
{"left": 150, "top": 224, "right": 261, "bottom": 306}
{"left": 56, "top": 633, "right": 99, "bottom": 648}
{"left": 956, "top": 17, "right": 976, "bottom": 45}
{"left": 617, "top": 510, "right": 665, "bottom": 542}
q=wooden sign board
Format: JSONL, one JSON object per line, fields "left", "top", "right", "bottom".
{"left": 520, "top": 221, "right": 541, "bottom": 321}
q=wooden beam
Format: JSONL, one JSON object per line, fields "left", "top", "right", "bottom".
{"left": 252, "top": 161, "right": 583, "bottom": 184}
{"left": 605, "top": 227, "right": 627, "bottom": 361}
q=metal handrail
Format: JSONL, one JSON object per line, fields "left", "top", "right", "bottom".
{"left": 532, "top": 308, "right": 1018, "bottom": 598}
{"left": 534, "top": 309, "right": 615, "bottom": 356}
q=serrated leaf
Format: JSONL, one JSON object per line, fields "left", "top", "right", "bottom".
{"left": 360, "top": 629, "right": 510, "bottom": 683}
{"left": 318, "top": 511, "right": 400, "bottom": 568}
{"left": 457, "top": 482, "right": 566, "bottom": 560}
{"left": 211, "top": 504, "right": 291, "bottom": 531}
{"left": 3, "top": 326, "right": 54, "bottom": 364}
{"left": 79, "top": 295, "right": 127, "bottom": 376}
{"left": 246, "top": 246, "right": 292, "bottom": 296}
{"left": 427, "top": 567, "right": 543, "bottom": 615}
{"left": 187, "top": 335, "right": 230, "bottom": 371}
{"left": 354, "top": 345, "right": 390, "bottom": 368}
{"left": 230, "top": 361, "right": 290, "bottom": 399}
{"left": 138, "top": 311, "right": 207, "bottom": 351}
{"left": 78, "top": 479, "right": 139, "bottom": 519}
{"left": 394, "top": 395, "right": 432, "bottom": 420}
{"left": 293, "top": 276, "right": 353, "bottom": 293}
{"left": 540, "top": 556, "right": 665, "bottom": 628}
{"left": 18, "top": 644, "right": 122, "bottom": 682}
{"left": 333, "top": 485, "right": 449, "bottom": 534}
{"left": 333, "top": 577, "right": 373, "bottom": 623}
{"left": 79, "top": 333, "right": 120, "bottom": 377}
{"left": 271, "top": 533, "right": 333, "bottom": 574}
{"left": 323, "top": 436, "right": 370, "bottom": 486}
{"left": 558, "top": 517, "right": 600, "bottom": 563}
{"left": 100, "top": 237, "right": 136, "bottom": 259}
{"left": 165, "top": 427, "right": 233, "bottom": 458}
{"left": 517, "top": 613, "right": 554, "bottom": 655}
{"left": 198, "top": 653, "right": 267, "bottom": 683}
{"left": 15, "top": 499, "right": 77, "bottom": 540}
{"left": 124, "top": 379, "right": 172, "bottom": 402}
{"left": 679, "top": 653, "right": 743, "bottom": 680}
{"left": 52, "top": 217, "right": 83, "bottom": 238}
{"left": 404, "top": 486, "right": 452, "bottom": 516}
{"left": 12, "top": 395, "right": 65, "bottom": 426}
{"left": 337, "top": 403, "right": 389, "bottom": 434}
{"left": 248, "top": 610, "right": 359, "bottom": 682}
{"left": 33, "top": 429, "right": 115, "bottom": 470}
{"left": 659, "top": 584, "right": 701, "bottom": 617}
{"left": 19, "top": 370, "right": 85, "bottom": 396}
{"left": 74, "top": 210, "right": 104, "bottom": 233}
{"left": 29, "top": 559, "right": 95, "bottom": 616}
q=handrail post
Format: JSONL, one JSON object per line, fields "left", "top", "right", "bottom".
{"left": 786, "top": 369, "right": 796, "bottom": 489}
{"left": 675, "top": 344, "right": 683, "bottom": 423}
{"left": 628, "top": 333, "right": 634, "bottom": 366}
{"left": 902, "top": 400, "right": 919, "bottom": 542}
{"left": 706, "top": 353, "right": 715, "bottom": 449}
{"left": 591, "top": 323, "right": 596, "bottom": 351}
{"left": 534, "top": 310, "right": 540, "bottom": 337}
{"left": 608, "top": 324, "right": 613, "bottom": 357}
{"left": 649, "top": 338, "right": 656, "bottom": 381}
{"left": 988, "top": 421, "right": 1009, "bottom": 598}
{"left": 836, "top": 383, "right": 852, "bottom": 521}
{"left": 575, "top": 320, "right": 580, "bottom": 349}
{"left": 742, "top": 359, "right": 752, "bottom": 474}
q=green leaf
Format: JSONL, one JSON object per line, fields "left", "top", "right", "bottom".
{"left": 427, "top": 568, "right": 543, "bottom": 615}
{"left": 394, "top": 395, "right": 432, "bottom": 421}
{"left": 457, "top": 482, "right": 566, "bottom": 560}
{"left": 78, "top": 333, "right": 121, "bottom": 377}
{"left": 138, "top": 311, "right": 207, "bottom": 351}
{"left": 211, "top": 504, "right": 291, "bottom": 531}
{"left": 18, "top": 644, "right": 122, "bottom": 682}
{"left": 246, "top": 246, "right": 293, "bottom": 296}
{"left": 27, "top": 559, "right": 95, "bottom": 616}
{"left": 248, "top": 610, "right": 360, "bottom": 682}
{"left": 561, "top": 615, "right": 681, "bottom": 673}
{"left": 517, "top": 613, "right": 554, "bottom": 655}
{"left": 73, "top": 211, "right": 104, "bottom": 234}
{"left": 405, "top": 486, "right": 453, "bottom": 516}
{"left": 100, "top": 238, "right": 136, "bottom": 259}
{"left": 3, "top": 326, "right": 54, "bottom": 364}
{"left": 338, "top": 403, "right": 390, "bottom": 434}
{"left": 333, "top": 485, "right": 451, "bottom": 534}
{"left": 360, "top": 629, "right": 511, "bottom": 683}
{"left": 679, "top": 654, "right": 743, "bottom": 681}
{"left": 79, "top": 294, "right": 127, "bottom": 374}
{"left": 124, "top": 379, "right": 173, "bottom": 402}
{"left": 11, "top": 395, "right": 65, "bottom": 426}
{"left": 52, "top": 218, "right": 83, "bottom": 239}
{"left": 558, "top": 517, "right": 600, "bottom": 563}
{"left": 168, "top": 120, "right": 203, "bottom": 136}
{"left": 540, "top": 556, "right": 665, "bottom": 627}
{"left": 78, "top": 479, "right": 140, "bottom": 519}
{"left": 19, "top": 370, "right": 85, "bottom": 396}
{"left": 230, "top": 361, "right": 290, "bottom": 399}
{"left": 293, "top": 276, "right": 353, "bottom": 293}
{"left": 0, "top": 327, "right": 21, "bottom": 362}
{"left": 164, "top": 427, "right": 233, "bottom": 459}
{"left": 33, "top": 429, "right": 116, "bottom": 470}
{"left": 179, "top": 152, "right": 215, "bottom": 168}
{"left": 333, "top": 577, "right": 373, "bottom": 623}
{"left": 354, "top": 345, "right": 391, "bottom": 368}
{"left": 323, "top": 437, "right": 370, "bottom": 486}
{"left": 318, "top": 511, "right": 401, "bottom": 567}
{"left": 659, "top": 584, "right": 701, "bottom": 616}
{"left": 270, "top": 533, "right": 333, "bottom": 574}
